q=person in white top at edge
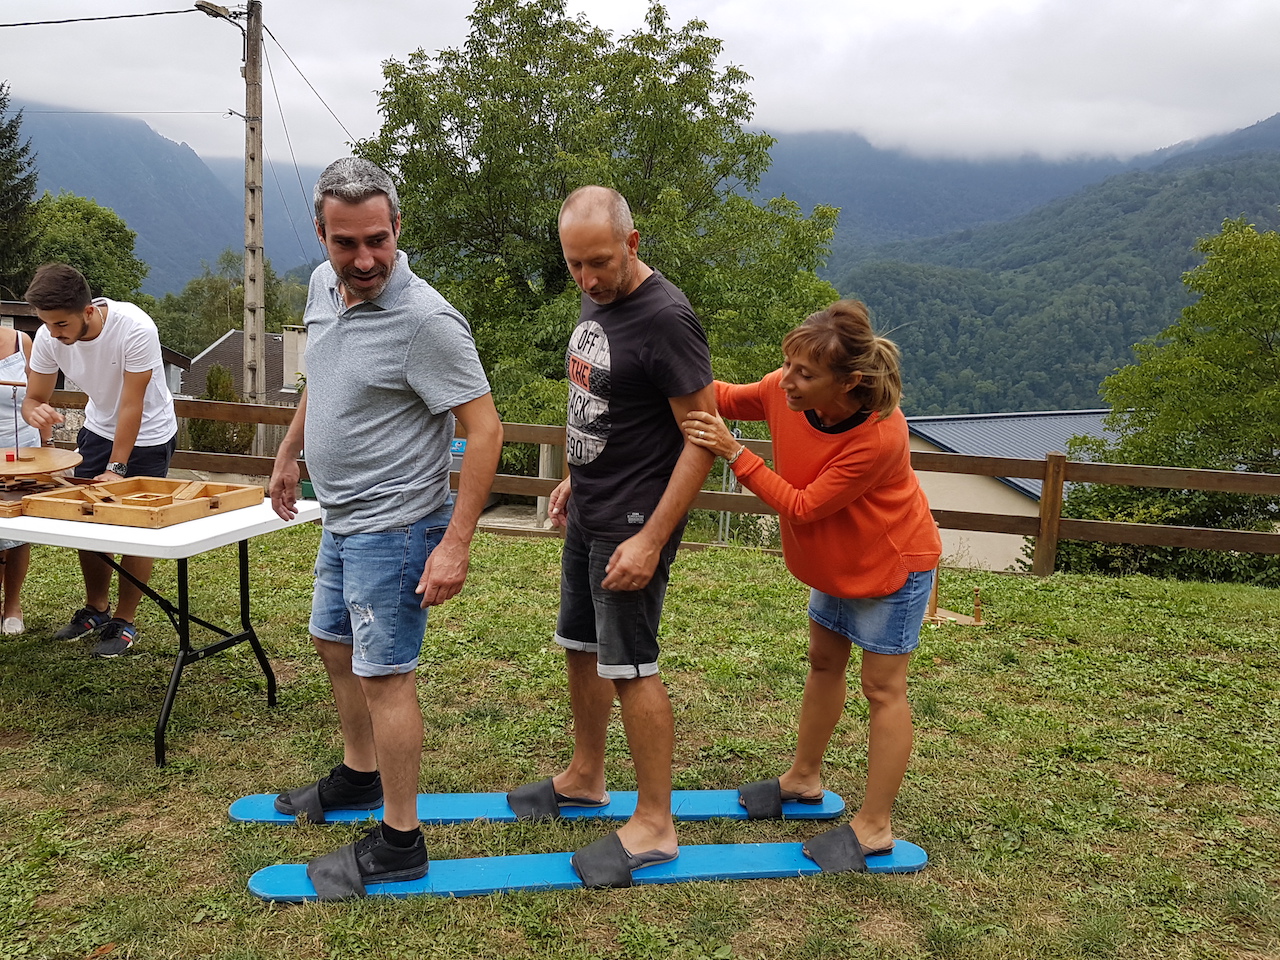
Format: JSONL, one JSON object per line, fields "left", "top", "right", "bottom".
{"left": 0, "top": 323, "right": 51, "bottom": 636}
{"left": 22, "top": 263, "right": 178, "bottom": 658}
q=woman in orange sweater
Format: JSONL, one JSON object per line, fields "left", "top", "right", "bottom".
{"left": 683, "top": 300, "right": 940, "bottom": 862}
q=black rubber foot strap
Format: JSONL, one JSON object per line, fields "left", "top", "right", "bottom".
{"left": 738, "top": 777, "right": 784, "bottom": 819}
{"left": 307, "top": 843, "right": 367, "bottom": 900}
{"left": 507, "top": 777, "right": 561, "bottom": 821}
{"left": 275, "top": 781, "right": 326, "bottom": 824}
{"left": 571, "top": 832, "right": 633, "bottom": 889}
{"left": 803, "top": 824, "right": 869, "bottom": 874}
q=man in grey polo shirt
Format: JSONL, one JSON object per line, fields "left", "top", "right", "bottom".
{"left": 269, "top": 157, "right": 502, "bottom": 897}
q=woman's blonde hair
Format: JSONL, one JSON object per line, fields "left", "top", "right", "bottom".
{"left": 781, "top": 300, "right": 902, "bottom": 417}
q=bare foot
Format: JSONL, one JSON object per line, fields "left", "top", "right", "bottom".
{"left": 551, "top": 772, "right": 607, "bottom": 805}
{"left": 615, "top": 818, "right": 678, "bottom": 859}
{"left": 777, "top": 773, "right": 824, "bottom": 802}
{"left": 849, "top": 815, "right": 894, "bottom": 853}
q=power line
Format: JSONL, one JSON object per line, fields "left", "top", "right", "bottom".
{"left": 22, "top": 110, "right": 227, "bottom": 116}
{"left": 0, "top": 9, "right": 196, "bottom": 28}
{"left": 261, "top": 40, "right": 321, "bottom": 263}
{"left": 262, "top": 22, "right": 355, "bottom": 143}
{"left": 264, "top": 142, "right": 320, "bottom": 265}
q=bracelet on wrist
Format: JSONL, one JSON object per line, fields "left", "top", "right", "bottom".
{"left": 726, "top": 445, "right": 746, "bottom": 466}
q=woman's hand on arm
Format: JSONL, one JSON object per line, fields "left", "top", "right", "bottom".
{"left": 681, "top": 410, "right": 743, "bottom": 461}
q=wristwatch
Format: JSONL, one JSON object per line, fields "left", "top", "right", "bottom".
{"left": 107, "top": 461, "right": 128, "bottom": 477}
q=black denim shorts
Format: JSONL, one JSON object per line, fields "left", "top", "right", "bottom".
{"left": 553, "top": 521, "right": 682, "bottom": 680}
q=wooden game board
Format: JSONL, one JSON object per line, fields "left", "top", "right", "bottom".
{"left": 20, "top": 477, "right": 264, "bottom": 528}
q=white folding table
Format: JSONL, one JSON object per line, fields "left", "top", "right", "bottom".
{"left": 0, "top": 500, "right": 322, "bottom": 765}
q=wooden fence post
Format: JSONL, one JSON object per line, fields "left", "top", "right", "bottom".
{"left": 926, "top": 564, "right": 941, "bottom": 619}
{"left": 535, "top": 443, "right": 564, "bottom": 525}
{"left": 1032, "top": 451, "right": 1067, "bottom": 576}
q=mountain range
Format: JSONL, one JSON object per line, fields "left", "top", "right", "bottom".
{"left": 14, "top": 100, "right": 323, "bottom": 296}
{"left": 17, "top": 94, "right": 1263, "bottom": 297}
{"left": 755, "top": 112, "right": 1280, "bottom": 281}
{"left": 11, "top": 95, "right": 1280, "bottom": 415}
{"left": 831, "top": 116, "right": 1280, "bottom": 413}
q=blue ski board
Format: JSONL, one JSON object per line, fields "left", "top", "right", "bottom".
{"left": 229, "top": 789, "right": 845, "bottom": 824}
{"left": 248, "top": 839, "right": 927, "bottom": 901}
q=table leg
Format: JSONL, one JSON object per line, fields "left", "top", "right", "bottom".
{"left": 96, "top": 542, "right": 278, "bottom": 766}
{"left": 239, "top": 539, "right": 277, "bottom": 707}
{"left": 154, "top": 558, "right": 190, "bottom": 766}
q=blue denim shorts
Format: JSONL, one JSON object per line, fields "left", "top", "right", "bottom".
{"left": 309, "top": 504, "right": 452, "bottom": 677}
{"left": 554, "top": 522, "right": 682, "bottom": 680}
{"left": 808, "top": 569, "right": 935, "bottom": 656}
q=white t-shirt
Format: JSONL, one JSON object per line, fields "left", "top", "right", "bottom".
{"left": 29, "top": 297, "right": 178, "bottom": 446}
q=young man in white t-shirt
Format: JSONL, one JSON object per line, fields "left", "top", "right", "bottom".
{"left": 22, "top": 263, "right": 178, "bottom": 658}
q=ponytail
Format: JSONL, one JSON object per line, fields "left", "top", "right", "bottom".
{"left": 781, "top": 300, "right": 903, "bottom": 417}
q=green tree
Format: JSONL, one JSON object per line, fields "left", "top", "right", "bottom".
{"left": 1056, "top": 218, "right": 1280, "bottom": 584}
{"left": 186, "top": 363, "right": 256, "bottom": 454}
{"left": 152, "top": 253, "right": 241, "bottom": 357}
{"left": 0, "top": 83, "right": 38, "bottom": 299}
{"left": 31, "top": 191, "right": 148, "bottom": 299}
{"left": 1098, "top": 217, "right": 1280, "bottom": 473}
{"left": 151, "top": 249, "right": 302, "bottom": 358}
{"left": 359, "top": 0, "right": 838, "bottom": 425}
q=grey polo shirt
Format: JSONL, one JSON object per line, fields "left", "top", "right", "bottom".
{"left": 302, "top": 251, "right": 490, "bottom": 536}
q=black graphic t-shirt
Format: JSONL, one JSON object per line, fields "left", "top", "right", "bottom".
{"left": 565, "top": 271, "right": 712, "bottom": 539}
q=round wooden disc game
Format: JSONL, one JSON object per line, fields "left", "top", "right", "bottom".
{"left": 0, "top": 447, "right": 83, "bottom": 477}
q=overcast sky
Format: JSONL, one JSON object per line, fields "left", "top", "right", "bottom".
{"left": 3, "top": 0, "right": 1279, "bottom": 167}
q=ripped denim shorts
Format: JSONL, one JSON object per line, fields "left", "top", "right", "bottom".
{"left": 308, "top": 504, "right": 452, "bottom": 677}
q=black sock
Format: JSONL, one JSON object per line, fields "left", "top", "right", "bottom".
{"left": 381, "top": 822, "right": 421, "bottom": 848}
{"left": 337, "top": 763, "right": 378, "bottom": 787}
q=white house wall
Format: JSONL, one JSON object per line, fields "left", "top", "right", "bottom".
{"left": 909, "top": 436, "right": 1039, "bottom": 571}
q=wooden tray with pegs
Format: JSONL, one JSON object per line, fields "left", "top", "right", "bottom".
{"left": 20, "top": 477, "right": 265, "bottom": 528}
{"left": 0, "top": 473, "right": 93, "bottom": 519}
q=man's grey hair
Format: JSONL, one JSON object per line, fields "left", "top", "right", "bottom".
{"left": 559, "top": 185, "right": 634, "bottom": 239}
{"left": 313, "top": 157, "right": 400, "bottom": 232}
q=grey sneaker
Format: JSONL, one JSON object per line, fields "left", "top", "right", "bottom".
{"left": 92, "top": 619, "right": 137, "bottom": 658}
{"left": 53, "top": 605, "right": 112, "bottom": 641}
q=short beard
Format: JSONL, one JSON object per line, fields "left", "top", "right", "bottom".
{"left": 588, "top": 255, "right": 633, "bottom": 305}
{"left": 338, "top": 258, "right": 394, "bottom": 302}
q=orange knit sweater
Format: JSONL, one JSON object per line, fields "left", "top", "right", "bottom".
{"left": 718, "top": 372, "right": 941, "bottom": 598}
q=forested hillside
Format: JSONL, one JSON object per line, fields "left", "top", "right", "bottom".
{"left": 757, "top": 130, "right": 1132, "bottom": 274}
{"left": 17, "top": 103, "right": 240, "bottom": 296}
{"left": 4, "top": 100, "right": 1159, "bottom": 297}
{"left": 202, "top": 156, "right": 324, "bottom": 273}
{"left": 13, "top": 91, "right": 1280, "bottom": 419}
{"left": 15, "top": 100, "right": 323, "bottom": 294}
{"left": 842, "top": 154, "right": 1280, "bottom": 415}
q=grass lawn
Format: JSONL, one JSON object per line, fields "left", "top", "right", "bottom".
{"left": 0, "top": 525, "right": 1277, "bottom": 959}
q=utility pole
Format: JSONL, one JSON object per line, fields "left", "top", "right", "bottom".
{"left": 242, "top": 0, "right": 266, "bottom": 452}
{"left": 196, "top": 0, "right": 266, "bottom": 452}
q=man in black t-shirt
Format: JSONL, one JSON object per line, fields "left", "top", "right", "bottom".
{"left": 507, "top": 186, "right": 715, "bottom": 887}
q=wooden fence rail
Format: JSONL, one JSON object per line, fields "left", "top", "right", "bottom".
{"left": 47, "top": 392, "right": 1280, "bottom": 574}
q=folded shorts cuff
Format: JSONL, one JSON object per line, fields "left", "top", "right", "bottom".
{"left": 554, "top": 632, "right": 596, "bottom": 653}
{"left": 309, "top": 623, "right": 353, "bottom": 644}
{"left": 351, "top": 657, "right": 419, "bottom": 678}
{"left": 596, "top": 661, "right": 659, "bottom": 681}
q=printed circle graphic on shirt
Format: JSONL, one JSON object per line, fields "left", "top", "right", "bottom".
{"left": 565, "top": 320, "right": 612, "bottom": 466}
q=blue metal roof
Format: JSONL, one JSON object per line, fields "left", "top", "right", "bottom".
{"left": 907, "top": 409, "right": 1116, "bottom": 500}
